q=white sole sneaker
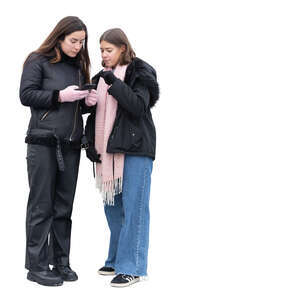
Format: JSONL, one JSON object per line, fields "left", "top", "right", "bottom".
{"left": 110, "top": 277, "right": 140, "bottom": 288}
{"left": 98, "top": 270, "right": 116, "bottom": 276}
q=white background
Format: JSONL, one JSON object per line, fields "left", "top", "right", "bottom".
{"left": 0, "top": 0, "right": 299, "bottom": 299}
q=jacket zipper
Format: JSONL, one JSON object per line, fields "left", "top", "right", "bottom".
{"left": 40, "top": 109, "right": 52, "bottom": 121}
{"left": 69, "top": 101, "right": 79, "bottom": 141}
{"left": 69, "top": 70, "right": 81, "bottom": 141}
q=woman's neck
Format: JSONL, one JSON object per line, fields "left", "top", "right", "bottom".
{"left": 60, "top": 49, "right": 79, "bottom": 66}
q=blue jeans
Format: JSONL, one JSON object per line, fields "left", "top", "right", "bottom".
{"left": 104, "top": 155, "right": 153, "bottom": 276}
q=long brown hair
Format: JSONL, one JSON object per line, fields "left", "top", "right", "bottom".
{"left": 24, "top": 16, "right": 90, "bottom": 82}
{"left": 99, "top": 28, "right": 136, "bottom": 67}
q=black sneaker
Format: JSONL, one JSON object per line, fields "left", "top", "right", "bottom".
{"left": 110, "top": 274, "right": 140, "bottom": 287}
{"left": 27, "top": 269, "right": 63, "bottom": 286}
{"left": 52, "top": 265, "right": 78, "bottom": 281}
{"left": 98, "top": 266, "right": 116, "bottom": 276}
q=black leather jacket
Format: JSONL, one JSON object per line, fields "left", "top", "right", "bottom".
{"left": 19, "top": 52, "right": 91, "bottom": 149}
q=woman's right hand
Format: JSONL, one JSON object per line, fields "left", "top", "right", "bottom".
{"left": 85, "top": 89, "right": 99, "bottom": 106}
{"left": 59, "top": 85, "right": 89, "bottom": 103}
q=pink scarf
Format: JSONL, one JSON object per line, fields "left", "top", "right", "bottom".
{"left": 95, "top": 64, "right": 128, "bottom": 205}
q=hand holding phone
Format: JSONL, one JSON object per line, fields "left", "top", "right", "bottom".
{"left": 75, "top": 83, "right": 97, "bottom": 91}
{"left": 85, "top": 89, "right": 99, "bottom": 106}
{"left": 59, "top": 85, "right": 89, "bottom": 103}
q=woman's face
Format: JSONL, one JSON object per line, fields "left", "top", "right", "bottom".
{"left": 100, "top": 40, "right": 125, "bottom": 68}
{"left": 60, "top": 30, "right": 86, "bottom": 57}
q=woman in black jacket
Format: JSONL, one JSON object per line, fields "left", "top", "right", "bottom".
{"left": 85, "top": 28, "right": 159, "bottom": 287}
{"left": 19, "top": 16, "right": 97, "bottom": 286}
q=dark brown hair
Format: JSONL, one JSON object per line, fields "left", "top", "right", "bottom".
{"left": 99, "top": 28, "right": 136, "bottom": 67}
{"left": 24, "top": 16, "right": 90, "bottom": 83}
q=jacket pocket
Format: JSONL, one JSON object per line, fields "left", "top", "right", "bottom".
{"left": 109, "top": 121, "right": 143, "bottom": 152}
{"left": 40, "top": 109, "right": 52, "bottom": 121}
{"left": 128, "top": 126, "right": 142, "bottom": 149}
{"left": 38, "top": 107, "right": 60, "bottom": 132}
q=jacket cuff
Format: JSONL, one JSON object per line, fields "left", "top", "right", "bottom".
{"left": 107, "top": 78, "right": 122, "bottom": 96}
{"left": 51, "top": 90, "right": 60, "bottom": 109}
{"left": 80, "top": 99, "right": 96, "bottom": 114}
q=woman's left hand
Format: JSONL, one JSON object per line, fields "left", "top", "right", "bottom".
{"left": 99, "top": 70, "right": 117, "bottom": 85}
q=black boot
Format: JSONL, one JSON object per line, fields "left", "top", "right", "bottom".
{"left": 52, "top": 265, "right": 78, "bottom": 281}
{"left": 27, "top": 269, "right": 63, "bottom": 286}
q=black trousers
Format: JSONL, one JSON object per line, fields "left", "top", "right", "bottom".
{"left": 25, "top": 144, "right": 80, "bottom": 271}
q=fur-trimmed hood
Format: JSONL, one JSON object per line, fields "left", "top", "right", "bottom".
{"left": 92, "top": 57, "right": 159, "bottom": 108}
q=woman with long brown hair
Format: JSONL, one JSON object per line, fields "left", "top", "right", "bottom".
{"left": 85, "top": 28, "right": 159, "bottom": 287}
{"left": 19, "top": 16, "right": 97, "bottom": 286}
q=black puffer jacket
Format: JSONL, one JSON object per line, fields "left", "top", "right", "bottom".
{"left": 20, "top": 52, "right": 91, "bottom": 149}
{"left": 85, "top": 57, "right": 159, "bottom": 160}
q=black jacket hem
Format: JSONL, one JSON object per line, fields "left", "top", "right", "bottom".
{"left": 107, "top": 149, "right": 155, "bottom": 160}
{"left": 25, "top": 135, "right": 82, "bottom": 149}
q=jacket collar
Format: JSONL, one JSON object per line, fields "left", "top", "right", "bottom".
{"left": 92, "top": 57, "right": 159, "bottom": 107}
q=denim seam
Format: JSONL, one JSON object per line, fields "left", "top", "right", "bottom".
{"left": 135, "top": 165, "right": 147, "bottom": 273}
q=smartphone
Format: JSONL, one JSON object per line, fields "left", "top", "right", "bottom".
{"left": 75, "top": 83, "right": 97, "bottom": 91}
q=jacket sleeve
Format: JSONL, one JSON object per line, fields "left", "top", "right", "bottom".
{"left": 19, "top": 56, "right": 60, "bottom": 109}
{"left": 107, "top": 79, "right": 150, "bottom": 118}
